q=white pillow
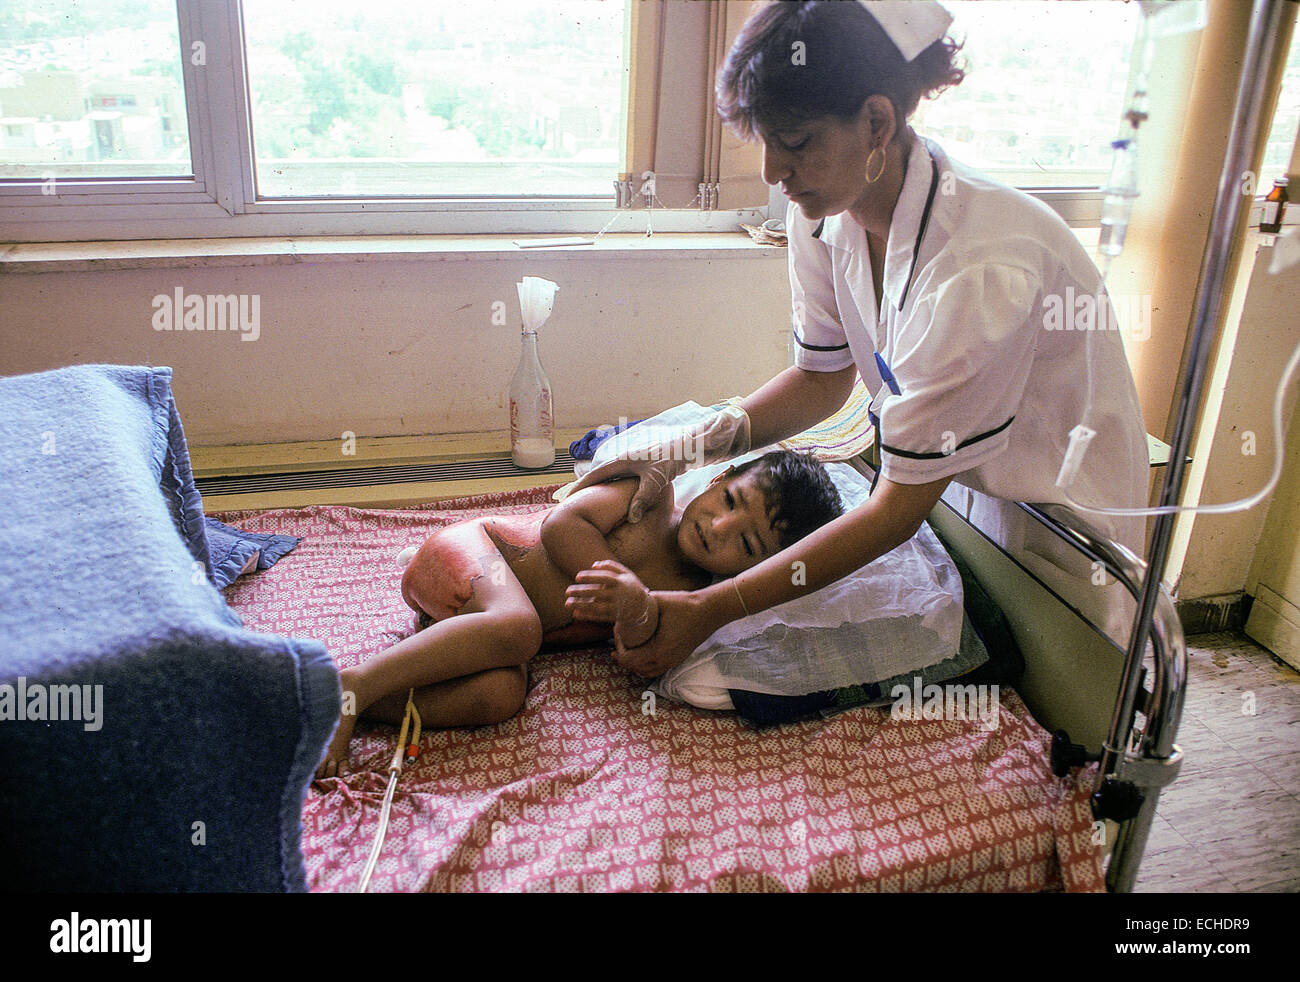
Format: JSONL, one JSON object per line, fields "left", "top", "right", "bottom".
{"left": 652, "top": 454, "right": 965, "bottom": 706}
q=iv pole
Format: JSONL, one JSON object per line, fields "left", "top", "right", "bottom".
{"left": 1101, "top": 0, "right": 1294, "bottom": 891}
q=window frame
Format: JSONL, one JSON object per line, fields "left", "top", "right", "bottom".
{"left": 1, "top": 0, "right": 775, "bottom": 241}
{"left": 0, "top": 0, "right": 1157, "bottom": 243}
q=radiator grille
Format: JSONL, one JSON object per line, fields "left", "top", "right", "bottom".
{"left": 195, "top": 450, "right": 577, "bottom": 496}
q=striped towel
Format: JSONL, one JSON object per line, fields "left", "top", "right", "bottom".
{"left": 775, "top": 375, "right": 876, "bottom": 462}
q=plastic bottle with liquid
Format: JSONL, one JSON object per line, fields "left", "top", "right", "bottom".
{"left": 509, "top": 327, "right": 555, "bottom": 469}
{"left": 1261, "top": 177, "right": 1289, "bottom": 234}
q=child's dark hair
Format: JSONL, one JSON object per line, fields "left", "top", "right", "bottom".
{"left": 730, "top": 450, "right": 843, "bottom": 549}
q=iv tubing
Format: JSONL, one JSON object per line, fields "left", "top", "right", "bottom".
{"left": 1092, "top": 0, "right": 1291, "bottom": 788}
{"left": 1061, "top": 0, "right": 1299, "bottom": 520}
{"left": 356, "top": 689, "right": 421, "bottom": 894}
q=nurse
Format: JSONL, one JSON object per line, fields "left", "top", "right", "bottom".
{"left": 564, "top": 0, "right": 1149, "bottom": 677}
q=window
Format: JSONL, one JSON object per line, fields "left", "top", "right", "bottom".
{"left": 1259, "top": 25, "right": 1300, "bottom": 193}
{"left": 0, "top": 0, "right": 1233, "bottom": 243}
{"left": 912, "top": 1, "right": 1141, "bottom": 189}
{"left": 240, "top": 0, "right": 625, "bottom": 198}
{"left": 0, "top": 0, "right": 192, "bottom": 179}
{"left": 0, "top": 0, "right": 669, "bottom": 241}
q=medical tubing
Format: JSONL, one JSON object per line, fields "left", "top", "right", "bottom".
{"left": 1101, "top": 0, "right": 1290, "bottom": 812}
{"left": 1060, "top": 0, "right": 1298, "bottom": 520}
{"left": 1062, "top": 2, "right": 1148, "bottom": 496}
{"left": 1064, "top": 333, "right": 1300, "bottom": 516}
{"left": 357, "top": 689, "right": 418, "bottom": 893}
{"left": 357, "top": 771, "right": 400, "bottom": 894}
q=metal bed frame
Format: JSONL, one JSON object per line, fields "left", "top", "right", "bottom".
{"left": 1019, "top": 502, "right": 1185, "bottom": 894}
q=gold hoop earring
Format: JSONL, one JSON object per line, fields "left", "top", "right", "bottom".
{"left": 864, "top": 145, "right": 886, "bottom": 185}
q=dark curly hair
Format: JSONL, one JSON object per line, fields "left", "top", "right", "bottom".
{"left": 730, "top": 450, "right": 844, "bottom": 549}
{"left": 716, "top": 0, "right": 965, "bottom": 144}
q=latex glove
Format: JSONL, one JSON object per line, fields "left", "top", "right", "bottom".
{"left": 553, "top": 405, "right": 752, "bottom": 522}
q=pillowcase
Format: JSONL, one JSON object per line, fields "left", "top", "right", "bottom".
{"left": 724, "top": 541, "right": 1025, "bottom": 726}
{"left": 726, "top": 609, "right": 990, "bottom": 727}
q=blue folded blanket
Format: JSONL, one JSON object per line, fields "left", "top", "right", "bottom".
{"left": 569, "top": 418, "right": 644, "bottom": 460}
{"left": 205, "top": 517, "right": 300, "bottom": 589}
{"left": 0, "top": 364, "right": 339, "bottom": 891}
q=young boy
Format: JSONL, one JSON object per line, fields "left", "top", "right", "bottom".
{"left": 316, "top": 451, "right": 842, "bottom": 778}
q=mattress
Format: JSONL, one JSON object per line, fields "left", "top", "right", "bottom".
{"left": 215, "top": 486, "right": 1105, "bottom": 892}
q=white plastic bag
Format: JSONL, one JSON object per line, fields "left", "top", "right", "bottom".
{"left": 516, "top": 276, "right": 558, "bottom": 332}
{"left": 661, "top": 456, "right": 965, "bottom": 695}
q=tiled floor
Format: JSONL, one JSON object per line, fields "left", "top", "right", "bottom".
{"left": 1133, "top": 630, "right": 1300, "bottom": 892}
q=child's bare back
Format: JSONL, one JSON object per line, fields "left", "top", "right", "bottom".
{"left": 401, "top": 481, "right": 708, "bottom": 639}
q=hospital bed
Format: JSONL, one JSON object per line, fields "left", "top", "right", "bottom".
{"left": 922, "top": 488, "right": 1184, "bottom": 893}
{"left": 0, "top": 370, "right": 1179, "bottom": 893}
{"left": 186, "top": 368, "right": 1182, "bottom": 892}
{"left": 204, "top": 479, "right": 1147, "bottom": 892}
{"left": 195, "top": 425, "right": 1183, "bottom": 893}
{"left": 752, "top": 392, "right": 1186, "bottom": 892}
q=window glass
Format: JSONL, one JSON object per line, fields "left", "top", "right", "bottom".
{"left": 0, "top": 0, "right": 192, "bottom": 179}
{"left": 241, "top": 0, "right": 626, "bottom": 198}
{"left": 912, "top": 1, "right": 1140, "bottom": 187}
{"left": 1259, "top": 27, "right": 1299, "bottom": 191}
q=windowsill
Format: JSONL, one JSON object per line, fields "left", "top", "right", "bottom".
{"left": 0, "top": 232, "right": 785, "bottom": 274}
{"left": 11, "top": 221, "right": 1286, "bottom": 275}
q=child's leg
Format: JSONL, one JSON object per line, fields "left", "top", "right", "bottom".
{"left": 363, "top": 665, "right": 527, "bottom": 729}
{"left": 317, "top": 530, "right": 541, "bottom": 778}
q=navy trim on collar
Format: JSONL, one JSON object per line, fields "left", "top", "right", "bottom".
{"left": 812, "top": 219, "right": 826, "bottom": 239}
{"left": 897, "top": 152, "right": 940, "bottom": 312}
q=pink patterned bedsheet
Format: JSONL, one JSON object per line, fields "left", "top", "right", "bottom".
{"left": 215, "top": 486, "right": 1106, "bottom": 893}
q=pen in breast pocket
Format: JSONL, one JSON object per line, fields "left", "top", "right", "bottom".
{"left": 875, "top": 352, "right": 902, "bottom": 396}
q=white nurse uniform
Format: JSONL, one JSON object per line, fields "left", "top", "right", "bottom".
{"left": 788, "top": 129, "right": 1149, "bottom": 561}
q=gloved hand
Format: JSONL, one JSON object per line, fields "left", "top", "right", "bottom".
{"left": 553, "top": 404, "right": 752, "bottom": 522}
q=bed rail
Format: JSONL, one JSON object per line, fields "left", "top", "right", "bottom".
{"left": 1018, "top": 503, "right": 1185, "bottom": 894}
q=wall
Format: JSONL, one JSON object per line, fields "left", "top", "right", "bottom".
{"left": 0, "top": 244, "right": 792, "bottom": 446}
{"left": 1173, "top": 235, "right": 1300, "bottom": 603}
{"left": 1245, "top": 388, "right": 1300, "bottom": 668}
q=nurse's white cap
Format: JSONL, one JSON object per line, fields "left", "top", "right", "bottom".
{"left": 857, "top": 1, "right": 954, "bottom": 62}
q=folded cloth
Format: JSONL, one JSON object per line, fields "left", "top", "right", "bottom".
{"left": 728, "top": 608, "right": 990, "bottom": 727}
{"left": 569, "top": 418, "right": 645, "bottom": 460}
{"left": 776, "top": 375, "right": 877, "bottom": 462}
{"left": 0, "top": 364, "right": 339, "bottom": 891}
{"left": 204, "top": 517, "right": 301, "bottom": 589}
{"left": 726, "top": 537, "right": 1023, "bottom": 727}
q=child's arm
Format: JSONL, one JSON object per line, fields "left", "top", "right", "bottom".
{"left": 540, "top": 478, "right": 654, "bottom": 579}
{"left": 541, "top": 479, "right": 664, "bottom": 646}
{"left": 568, "top": 560, "right": 659, "bottom": 649}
